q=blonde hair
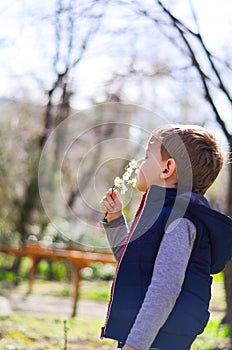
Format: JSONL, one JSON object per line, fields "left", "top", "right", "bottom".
{"left": 153, "top": 125, "right": 225, "bottom": 194}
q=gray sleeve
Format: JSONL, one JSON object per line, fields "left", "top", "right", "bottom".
{"left": 126, "top": 218, "right": 196, "bottom": 350}
{"left": 102, "top": 214, "right": 128, "bottom": 261}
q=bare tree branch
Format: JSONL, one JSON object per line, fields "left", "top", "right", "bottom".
{"left": 16, "top": 0, "right": 110, "bottom": 246}
{"left": 188, "top": 0, "right": 201, "bottom": 33}
{"left": 66, "top": 0, "right": 74, "bottom": 68}
{"left": 53, "top": 0, "right": 63, "bottom": 73}
{"left": 152, "top": 0, "right": 232, "bottom": 142}
{"left": 157, "top": 0, "right": 232, "bottom": 105}
{"left": 196, "top": 32, "right": 232, "bottom": 103}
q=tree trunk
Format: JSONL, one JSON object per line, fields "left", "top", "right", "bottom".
{"left": 223, "top": 144, "right": 232, "bottom": 324}
{"left": 10, "top": 256, "right": 22, "bottom": 286}
{"left": 15, "top": 76, "right": 71, "bottom": 246}
{"left": 223, "top": 259, "right": 232, "bottom": 324}
{"left": 10, "top": 256, "right": 21, "bottom": 274}
{"left": 16, "top": 171, "right": 40, "bottom": 245}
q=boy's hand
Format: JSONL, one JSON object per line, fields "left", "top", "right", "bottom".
{"left": 100, "top": 188, "right": 123, "bottom": 222}
{"left": 122, "top": 344, "right": 137, "bottom": 350}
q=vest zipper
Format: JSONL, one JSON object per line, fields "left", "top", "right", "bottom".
{"left": 101, "top": 190, "right": 149, "bottom": 339}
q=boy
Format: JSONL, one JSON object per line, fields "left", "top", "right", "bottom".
{"left": 100, "top": 125, "right": 232, "bottom": 350}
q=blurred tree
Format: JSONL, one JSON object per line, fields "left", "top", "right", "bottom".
{"left": 0, "top": 101, "right": 43, "bottom": 243}
{"left": 13, "top": 0, "right": 110, "bottom": 248}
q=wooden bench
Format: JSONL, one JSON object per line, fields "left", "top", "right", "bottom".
{"left": 0, "top": 243, "right": 115, "bottom": 317}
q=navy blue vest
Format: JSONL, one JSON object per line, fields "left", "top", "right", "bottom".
{"left": 103, "top": 186, "right": 232, "bottom": 350}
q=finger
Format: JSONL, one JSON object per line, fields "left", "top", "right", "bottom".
{"left": 100, "top": 198, "right": 114, "bottom": 213}
{"left": 110, "top": 188, "right": 122, "bottom": 200}
{"left": 105, "top": 193, "right": 115, "bottom": 208}
{"left": 100, "top": 194, "right": 114, "bottom": 208}
{"left": 99, "top": 200, "right": 109, "bottom": 214}
{"left": 109, "top": 189, "right": 123, "bottom": 207}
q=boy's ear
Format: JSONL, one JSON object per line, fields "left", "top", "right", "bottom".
{"left": 160, "top": 159, "right": 176, "bottom": 179}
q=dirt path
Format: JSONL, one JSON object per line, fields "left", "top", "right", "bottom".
{"left": 0, "top": 281, "right": 225, "bottom": 321}
{"left": 6, "top": 293, "right": 108, "bottom": 319}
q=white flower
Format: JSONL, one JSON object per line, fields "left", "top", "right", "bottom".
{"left": 114, "top": 176, "right": 124, "bottom": 188}
{"left": 122, "top": 171, "right": 130, "bottom": 181}
{"left": 128, "top": 178, "right": 136, "bottom": 187}
{"left": 120, "top": 183, "right": 128, "bottom": 194}
{"left": 113, "top": 159, "right": 137, "bottom": 194}
{"left": 129, "top": 159, "right": 137, "bottom": 170}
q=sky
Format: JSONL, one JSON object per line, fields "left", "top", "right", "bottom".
{"left": 175, "top": 0, "right": 232, "bottom": 47}
{"left": 0, "top": 0, "right": 231, "bottom": 135}
{"left": 0, "top": 1, "right": 231, "bottom": 83}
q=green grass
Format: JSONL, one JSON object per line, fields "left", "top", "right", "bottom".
{"left": 192, "top": 319, "right": 232, "bottom": 349}
{"left": 1, "top": 279, "right": 111, "bottom": 301}
{"left": 0, "top": 273, "right": 231, "bottom": 349}
{"left": 213, "top": 272, "right": 224, "bottom": 283}
{"left": 0, "top": 312, "right": 231, "bottom": 350}
{"left": 0, "top": 312, "right": 115, "bottom": 350}
{"left": 80, "top": 280, "right": 111, "bottom": 301}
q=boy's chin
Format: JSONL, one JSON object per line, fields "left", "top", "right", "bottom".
{"left": 135, "top": 182, "right": 148, "bottom": 193}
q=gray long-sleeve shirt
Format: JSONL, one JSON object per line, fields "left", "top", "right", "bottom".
{"left": 103, "top": 215, "right": 196, "bottom": 350}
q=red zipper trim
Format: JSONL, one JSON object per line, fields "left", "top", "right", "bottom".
{"left": 101, "top": 189, "right": 149, "bottom": 339}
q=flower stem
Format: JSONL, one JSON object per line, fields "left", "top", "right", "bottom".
{"left": 102, "top": 185, "right": 115, "bottom": 222}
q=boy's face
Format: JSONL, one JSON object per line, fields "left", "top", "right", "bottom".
{"left": 135, "top": 136, "right": 169, "bottom": 192}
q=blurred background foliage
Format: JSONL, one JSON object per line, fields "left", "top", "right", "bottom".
{"left": 0, "top": 0, "right": 232, "bottom": 336}
{"left": 0, "top": 0, "right": 230, "bottom": 247}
